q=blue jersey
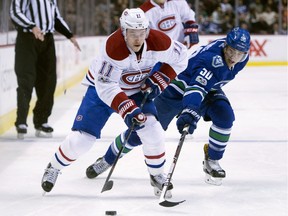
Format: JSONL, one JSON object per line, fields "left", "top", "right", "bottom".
{"left": 171, "top": 38, "right": 249, "bottom": 108}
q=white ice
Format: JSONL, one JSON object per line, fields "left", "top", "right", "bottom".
{"left": 0, "top": 66, "right": 287, "bottom": 216}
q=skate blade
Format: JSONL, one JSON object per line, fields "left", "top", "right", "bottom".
{"left": 35, "top": 130, "right": 53, "bottom": 138}
{"left": 154, "top": 187, "right": 172, "bottom": 199}
{"left": 204, "top": 173, "right": 223, "bottom": 186}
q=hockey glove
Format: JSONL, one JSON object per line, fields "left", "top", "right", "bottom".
{"left": 118, "top": 99, "right": 147, "bottom": 130}
{"left": 176, "top": 106, "right": 201, "bottom": 134}
{"left": 183, "top": 23, "right": 199, "bottom": 49}
{"left": 141, "top": 71, "right": 169, "bottom": 100}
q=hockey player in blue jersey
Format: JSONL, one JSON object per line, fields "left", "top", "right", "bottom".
{"left": 88, "top": 27, "right": 250, "bottom": 186}
{"left": 155, "top": 27, "right": 250, "bottom": 185}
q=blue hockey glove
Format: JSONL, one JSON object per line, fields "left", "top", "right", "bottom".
{"left": 176, "top": 107, "right": 201, "bottom": 134}
{"left": 141, "top": 71, "right": 169, "bottom": 100}
{"left": 118, "top": 99, "right": 147, "bottom": 130}
{"left": 183, "top": 23, "right": 199, "bottom": 49}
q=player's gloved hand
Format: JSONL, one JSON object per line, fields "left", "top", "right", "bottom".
{"left": 176, "top": 106, "right": 201, "bottom": 134}
{"left": 183, "top": 23, "right": 199, "bottom": 49}
{"left": 141, "top": 71, "right": 169, "bottom": 100}
{"left": 118, "top": 99, "right": 147, "bottom": 130}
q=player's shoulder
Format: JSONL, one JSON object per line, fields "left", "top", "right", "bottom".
{"left": 202, "top": 39, "right": 225, "bottom": 56}
{"left": 106, "top": 29, "right": 129, "bottom": 61}
{"left": 140, "top": 1, "right": 155, "bottom": 12}
{"left": 191, "top": 42, "right": 224, "bottom": 68}
{"left": 140, "top": 0, "right": 186, "bottom": 12}
{"left": 146, "top": 29, "right": 172, "bottom": 51}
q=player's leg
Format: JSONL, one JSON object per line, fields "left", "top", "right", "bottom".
{"left": 137, "top": 115, "right": 173, "bottom": 198}
{"left": 202, "top": 98, "right": 235, "bottom": 185}
{"left": 85, "top": 92, "right": 153, "bottom": 177}
{"left": 42, "top": 131, "right": 97, "bottom": 193}
{"left": 86, "top": 87, "right": 182, "bottom": 179}
{"left": 86, "top": 130, "right": 142, "bottom": 178}
{"left": 41, "top": 86, "right": 113, "bottom": 192}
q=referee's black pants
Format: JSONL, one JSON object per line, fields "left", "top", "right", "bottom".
{"left": 14, "top": 31, "right": 56, "bottom": 128}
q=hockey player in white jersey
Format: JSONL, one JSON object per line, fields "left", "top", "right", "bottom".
{"left": 140, "top": 0, "right": 199, "bottom": 49}
{"left": 41, "top": 8, "right": 188, "bottom": 197}
{"left": 84, "top": 0, "right": 199, "bottom": 183}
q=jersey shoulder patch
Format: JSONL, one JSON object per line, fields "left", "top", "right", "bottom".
{"left": 146, "top": 29, "right": 171, "bottom": 51}
{"left": 106, "top": 29, "right": 129, "bottom": 61}
{"left": 212, "top": 55, "right": 224, "bottom": 68}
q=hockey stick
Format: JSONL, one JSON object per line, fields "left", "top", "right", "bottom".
{"left": 159, "top": 125, "right": 189, "bottom": 207}
{"left": 101, "top": 90, "right": 151, "bottom": 193}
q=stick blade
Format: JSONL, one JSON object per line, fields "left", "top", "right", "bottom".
{"left": 159, "top": 199, "right": 185, "bottom": 207}
{"left": 101, "top": 180, "right": 113, "bottom": 193}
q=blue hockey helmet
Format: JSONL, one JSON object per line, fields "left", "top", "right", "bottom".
{"left": 226, "top": 27, "right": 250, "bottom": 53}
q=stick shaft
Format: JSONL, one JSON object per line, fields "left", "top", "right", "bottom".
{"left": 159, "top": 126, "right": 189, "bottom": 203}
{"left": 101, "top": 91, "right": 150, "bottom": 192}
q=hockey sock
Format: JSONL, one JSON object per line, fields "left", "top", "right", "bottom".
{"left": 51, "top": 131, "right": 96, "bottom": 170}
{"left": 208, "top": 124, "right": 231, "bottom": 160}
{"left": 104, "top": 133, "right": 135, "bottom": 165}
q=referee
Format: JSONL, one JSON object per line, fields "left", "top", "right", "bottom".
{"left": 10, "top": 0, "right": 81, "bottom": 139}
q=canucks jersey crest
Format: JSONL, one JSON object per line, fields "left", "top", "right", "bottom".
{"left": 212, "top": 55, "right": 224, "bottom": 68}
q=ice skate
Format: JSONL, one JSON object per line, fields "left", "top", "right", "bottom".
{"left": 35, "top": 123, "right": 53, "bottom": 138}
{"left": 41, "top": 163, "right": 61, "bottom": 194}
{"left": 86, "top": 156, "right": 111, "bottom": 179}
{"left": 203, "top": 144, "right": 226, "bottom": 186}
{"left": 150, "top": 173, "right": 173, "bottom": 198}
{"left": 16, "top": 124, "right": 27, "bottom": 139}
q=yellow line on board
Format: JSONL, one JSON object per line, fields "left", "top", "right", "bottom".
{"left": 247, "top": 62, "right": 288, "bottom": 67}
{"left": 0, "top": 69, "right": 86, "bottom": 135}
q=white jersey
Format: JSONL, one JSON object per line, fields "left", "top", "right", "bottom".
{"left": 83, "top": 29, "right": 188, "bottom": 111}
{"left": 140, "top": 0, "right": 196, "bottom": 43}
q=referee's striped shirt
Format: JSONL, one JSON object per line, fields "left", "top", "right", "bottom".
{"left": 10, "top": 0, "right": 73, "bottom": 38}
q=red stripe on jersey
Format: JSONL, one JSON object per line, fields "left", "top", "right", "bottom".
{"left": 139, "top": 1, "right": 155, "bottom": 12}
{"left": 146, "top": 29, "right": 171, "bottom": 52}
{"left": 59, "top": 147, "right": 75, "bottom": 162}
{"left": 159, "top": 63, "right": 177, "bottom": 81}
{"left": 111, "top": 92, "right": 129, "bottom": 112}
{"left": 145, "top": 152, "right": 165, "bottom": 159}
{"left": 87, "top": 70, "right": 94, "bottom": 80}
{"left": 106, "top": 29, "right": 130, "bottom": 61}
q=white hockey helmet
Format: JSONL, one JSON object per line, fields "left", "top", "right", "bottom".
{"left": 120, "top": 8, "right": 149, "bottom": 38}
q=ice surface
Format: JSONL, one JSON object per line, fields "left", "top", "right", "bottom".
{"left": 0, "top": 66, "right": 287, "bottom": 216}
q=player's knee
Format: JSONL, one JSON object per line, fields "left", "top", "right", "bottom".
{"left": 137, "top": 115, "right": 165, "bottom": 147}
{"left": 126, "top": 131, "right": 142, "bottom": 147}
{"left": 210, "top": 100, "right": 235, "bottom": 128}
{"left": 64, "top": 130, "right": 96, "bottom": 157}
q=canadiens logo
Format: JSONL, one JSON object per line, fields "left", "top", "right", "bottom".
{"left": 158, "top": 16, "right": 176, "bottom": 31}
{"left": 122, "top": 70, "right": 150, "bottom": 84}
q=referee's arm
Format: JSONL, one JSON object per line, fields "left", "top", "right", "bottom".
{"left": 10, "top": 0, "right": 36, "bottom": 30}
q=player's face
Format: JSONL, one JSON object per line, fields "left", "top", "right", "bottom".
{"left": 224, "top": 45, "right": 246, "bottom": 68}
{"left": 126, "top": 29, "right": 147, "bottom": 52}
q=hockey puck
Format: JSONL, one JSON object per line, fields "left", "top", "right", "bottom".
{"left": 105, "top": 210, "right": 117, "bottom": 215}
